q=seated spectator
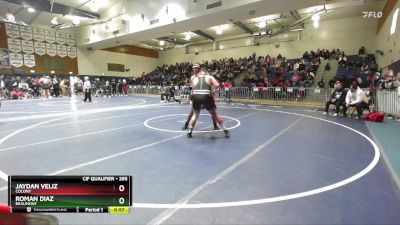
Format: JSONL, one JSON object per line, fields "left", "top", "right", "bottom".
{"left": 293, "top": 60, "right": 300, "bottom": 71}
{"left": 328, "top": 77, "right": 336, "bottom": 88}
{"left": 303, "top": 51, "right": 309, "bottom": 61}
{"left": 338, "top": 52, "right": 347, "bottom": 67}
{"left": 324, "top": 49, "right": 331, "bottom": 60}
{"left": 291, "top": 74, "right": 300, "bottom": 87}
{"left": 355, "top": 60, "right": 363, "bottom": 71}
{"left": 317, "top": 78, "right": 325, "bottom": 88}
{"left": 304, "top": 74, "right": 314, "bottom": 87}
{"left": 273, "top": 75, "right": 283, "bottom": 87}
{"left": 361, "top": 63, "right": 369, "bottom": 73}
{"left": 382, "top": 69, "right": 399, "bottom": 90}
{"left": 359, "top": 46, "right": 366, "bottom": 55}
{"left": 367, "top": 72, "right": 381, "bottom": 89}
{"left": 323, "top": 81, "right": 347, "bottom": 116}
{"left": 347, "top": 60, "right": 354, "bottom": 70}
{"left": 345, "top": 84, "right": 369, "bottom": 119}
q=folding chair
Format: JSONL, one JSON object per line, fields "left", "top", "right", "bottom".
{"left": 350, "top": 97, "right": 373, "bottom": 117}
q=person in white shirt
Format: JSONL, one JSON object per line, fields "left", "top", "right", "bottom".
{"left": 0, "top": 75, "right": 4, "bottom": 100}
{"left": 83, "top": 76, "right": 92, "bottom": 102}
{"left": 345, "top": 84, "right": 369, "bottom": 119}
{"left": 394, "top": 73, "right": 400, "bottom": 121}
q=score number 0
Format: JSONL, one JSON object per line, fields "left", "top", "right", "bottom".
{"left": 118, "top": 184, "right": 126, "bottom": 205}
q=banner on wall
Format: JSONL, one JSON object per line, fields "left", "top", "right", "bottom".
{"left": 19, "top": 26, "right": 33, "bottom": 40}
{"left": 67, "top": 46, "right": 77, "bottom": 58}
{"left": 5, "top": 23, "right": 20, "bottom": 38}
{"left": 45, "top": 30, "right": 56, "bottom": 43}
{"left": 66, "top": 33, "right": 76, "bottom": 46}
{"left": 57, "top": 44, "right": 67, "bottom": 57}
{"left": 23, "top": 54, "right": 35, "bottom": 67}
{"left": 21, "top": 40, "right": 34, "bottom": 54}
{"left": 56, "top": 32, "right": 66, "bottom": 45}
{"left": 34, "top": 42, "right": 46, "bottom": 56}
{"left": 0, "top": 48, "right": 10, "bottom": 68}
{"left": 9, "top": 53, "right": 23, "bottom": 67}
{"left": 46, "top": 43, "right": 57, "bottom": 57}
{"left": 33, "top": 27, "right": 45, "bottom": 42}
{"left": 7, "top": 38, "right": 22, "bottom": 53}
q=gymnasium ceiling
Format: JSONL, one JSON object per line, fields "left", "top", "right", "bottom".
{"left": 0, "top": 0, "right": 386, "bottom": 51}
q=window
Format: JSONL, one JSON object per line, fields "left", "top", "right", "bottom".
{"left": 390, "top": 8, "right": 399, "bottom": 35}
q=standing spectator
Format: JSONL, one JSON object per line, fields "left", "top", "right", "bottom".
{"left": 59, "top": 79, "right": 67, "bottom": 97}
{"left": 83, "top": 76, "right": 92, "bottom": 102}
{"left": 117, "top": 79, "right": 123, "bottom": 96}
{"left": 394, "top": 73, "right": 400, "bottom": 121}
{"left": 223, "top": 80, "right": 232, "bottom": 102}
{"left": 74, "top": 77, "right": 84, "bottom": 101}
{"left": 0, "top": 75, "right": 4, "bottom": 100}
{"left": 323, "top": 81, "right": 347, "bottom": 116}
{"left": 31, "top": 77, "right": 41, "bottom": 98}
{"left": 345, "top": 84, "right": 369, "bottom": 120}
{"left": 104, "top": 81, "right": 112, "bottom": 97}
{"left": 122, "top": 79, "right": 128, "bottom": 96}
{"left": 39, "top": 76, "right": 52, "bottom": 98}
{"left": 52, "top": 76, "right": 60, "bottom": 97}
{"left": 111, "top": 79, "right": 117, "bottom": 96}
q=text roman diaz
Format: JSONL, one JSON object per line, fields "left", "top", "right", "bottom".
{"left": 15, "top": 196, "right": 55, "bottom": 206}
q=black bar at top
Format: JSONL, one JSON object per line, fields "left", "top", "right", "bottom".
{"left": 9, "top": 176, "right": 131, "bottom": 182}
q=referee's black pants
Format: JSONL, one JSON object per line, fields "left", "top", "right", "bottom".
{"left": 84, "top": 89, "right": 92, "bottom": 102}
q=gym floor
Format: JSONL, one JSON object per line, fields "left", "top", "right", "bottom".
{"left": 0, "top": 96, "right": 399, "bottom": 225}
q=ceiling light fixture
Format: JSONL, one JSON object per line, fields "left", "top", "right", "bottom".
{"left": 185, "top": 33, "right": 191, "bottom": 40}
{"left": 312, "top": 13, "right": 320, "bottom": 22}
{"left": 183, "top": 32, "right": 192, "bottom": 41}
{"left": 27, "top": 7, "right": 36, "bottom": 13}
{"left": 51, "top": 17, "right": 58, "bottom": 25}
{"left": 216, "top": 26, "right": 223, "bottom": 35}
{"left": 390, "top": 8, "right": 399, "bottom": 35}
{"left": 122, "top": 13, "right": 130, "bottom": 21}
{"left": 289, "top": 28, "right": 303, "bottom": 32}
{"left": 313, "top": 20, "right": 319, "bottom": 28}
{"left": 5, "top": 12, "right": 15, "bottom": 22}
{"left": 90, "top": 1, "right": 99, "bottom": 12}
{"left": 72, "top": 17, "right": 81, "bottom": 25}
{"left": 256, "top": 21, "right": 267, "bottom": 28}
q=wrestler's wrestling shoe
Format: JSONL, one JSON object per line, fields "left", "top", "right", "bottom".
{"left": 224, "top": 129, "right": 230, "bottom": 138}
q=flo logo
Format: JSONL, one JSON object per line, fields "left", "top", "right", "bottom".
{"left": 363, "top": 11, "right": 383, "bottom": 18}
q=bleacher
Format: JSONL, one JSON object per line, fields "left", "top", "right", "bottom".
{"left": 336, "top": 55, "right": 374, "bottom": 78}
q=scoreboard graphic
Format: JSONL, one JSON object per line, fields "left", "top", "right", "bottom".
{"left": 8, "top": 176, "right": 132, "bottom": 213}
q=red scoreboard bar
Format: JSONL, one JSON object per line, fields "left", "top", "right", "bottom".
{"left": 8, "top": 176, "right": 132, "bottom": 213}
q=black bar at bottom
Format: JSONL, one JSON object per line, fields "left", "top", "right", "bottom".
{"left": 11, "top": 207, "right": 109, "bottom": 213}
